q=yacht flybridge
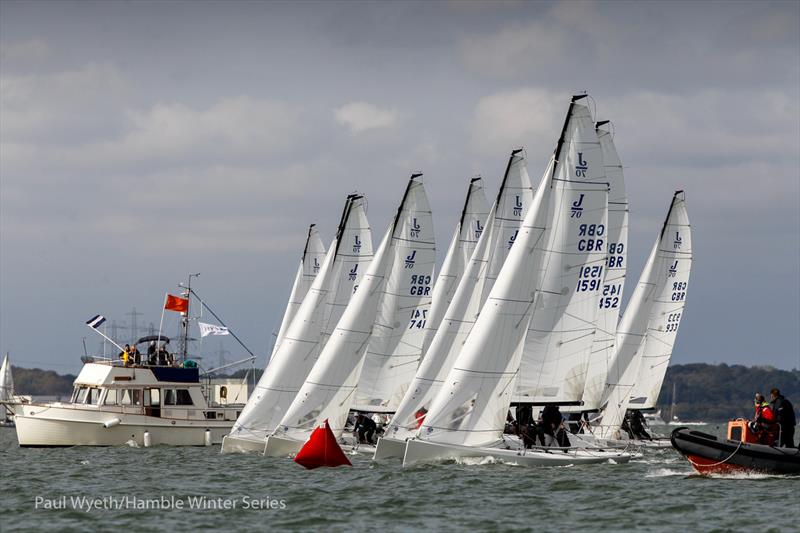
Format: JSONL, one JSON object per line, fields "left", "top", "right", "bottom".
{"left": 15, "top": 353, "right": 245, "bottom": 447}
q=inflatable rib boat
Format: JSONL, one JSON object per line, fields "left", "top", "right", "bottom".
{"left": 671, "top": 425, "right": 800, "bottom": 475}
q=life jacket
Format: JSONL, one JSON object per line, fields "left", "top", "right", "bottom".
{"left": 756, "top": 402, "right": 775, "bottom": 422}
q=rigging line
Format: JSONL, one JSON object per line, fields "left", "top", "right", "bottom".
{"left": 188, "top": 288, "right": 255, "bottom": 358}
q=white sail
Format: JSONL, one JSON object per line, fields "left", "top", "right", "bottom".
{"left": 385, "top": 152, "right": 534, "bottom": 440}
{"left": 417, "top": 95, "right": 609, "bottom": 448}
{"left": 274, "top": 174, "right": 434, "bottom": 440}
{"left": 224, "top": 195, "right": 373, "bottom": 445}
{"left": 271, "top": 224, "right": 326, "bottom": 359}
{"left": 419, "top": 177, "right": 489, "bottom": 356}
{"left": 355, "top": 176, "right": 437, "bottom": 410}
{"left": 581, "top": 122, "right": 629, "bottom": 411}
{"left": 597, "top": 191, "right": 692, "bottom": 437}
{"left": 0, "top": 354, "right": 14, "bottom": 402}
{"left": 515, "top": 98, "right": 610, "bottom": 405}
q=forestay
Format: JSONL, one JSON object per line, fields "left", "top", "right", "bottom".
{"left": 597, "top": 191, "right": 692, "bottom": 437}
{"left": 386, "top": 152, "right": 533, "bottom": 439}
{"left": 515, "top": 98, "right": 610, "bottom": 405}
{"left": 271, "top": 224, "right": 327, "bottom": 359}
{"left": 581, "top": 122, "right": 629, "bottom": 411}
{"left": 275, "top": 174, "right": 433, "bottom": 439}
{"left": 225, "top": 195, "right": 373, "bottom": 444}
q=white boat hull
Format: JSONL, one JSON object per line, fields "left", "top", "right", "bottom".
{"left": 373, "top": 436, "right": 407, "bottom": 460}
{"left": 220, "top": 434, "right": 267, "bottom": 454}
{"left": 15, "top": 411, "right": 232, "bottom": 447}
{"left": 402, "top": 439, "right": 631, "bottom": 467}
{"left": 263, "top": 434, "right": 304, "bottom": 457}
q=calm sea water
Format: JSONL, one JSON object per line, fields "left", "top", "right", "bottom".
{"left": 1, "top": 425, "right": 797, "bottom": 532}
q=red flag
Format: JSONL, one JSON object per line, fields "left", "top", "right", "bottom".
{"left": 293, "top": 419, "right": 352, "bottom": 469}
{"left": 164, "top": 294, "right": 189, "bottom": 314}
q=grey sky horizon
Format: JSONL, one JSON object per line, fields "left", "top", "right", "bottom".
{"left": 1, "top": 0, "right": 798, "bottom": 374}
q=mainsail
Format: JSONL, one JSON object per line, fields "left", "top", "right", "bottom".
{"left": 419, "top": 177, "right": 489, "bottom": 356}
{"left": 271, "top": 224, "right": 327, "bottom": 359}
{"left": 581, "top": 121, "right": 629, "bottom": 411}
{"left": 385, "top": 152, "right": 533, "bottom": 440}
{"left": 515, "top": 97, "right": 610, "bottom": 405}
{"left": 224, "top": 195, "right": 373, "bottom": 446}
{"left": 596, "top": 191, "right": 692, "bottom": 437}
{"left": 417, "top": 95, "right": 610, "bottom": 447}
{"left": 0, "top": 354, "right": 14, "bottom": 402}
{"left": 274, "top": 174, "right": 434, "bottom": 440}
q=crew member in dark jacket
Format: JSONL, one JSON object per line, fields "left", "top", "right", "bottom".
{"left": 770, "top": 388, "right": 796, "bottom": 448}
{"left": 354, "top": 413, "right": 377, "bottom": 445}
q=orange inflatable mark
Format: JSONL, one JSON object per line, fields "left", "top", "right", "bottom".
{"left": 293, "top": 419, "right": 352, "bottom": 469}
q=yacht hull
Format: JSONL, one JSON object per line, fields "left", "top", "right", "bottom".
{"left": 263, "top": 435, "right": 304, "bottom": 457}
{"left": 15, "top": 406, "right": 232, "bottom": 447}
{"left": 373, "top": 437, "right": 407, "bottom": 460}
{"left": 220, "top": 434, "right": 267, "bottom": 454}
{"left": 402, "top": 438, "right": 631, "bottom": 467}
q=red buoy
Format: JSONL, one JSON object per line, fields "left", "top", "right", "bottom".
{"left": 293, "top": 419, "right": 352, "bottom": 469}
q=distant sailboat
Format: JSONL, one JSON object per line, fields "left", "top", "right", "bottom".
{"left": 1, "top": 353, "right": 17, "bottom": 425}
{"left": 594, "top": 191, "right": 692, "bottom": 440}
{"left": 221, "top": 195, "right": 373, "bottom": 454}
{"left": 376, "top": 151, "right": 533, "bottom": 458}
{"left": 271, "top": 224, "right": 326, "bottom": 359}
{"left": 265, "top": 174, "right": 435, "bottom": 457}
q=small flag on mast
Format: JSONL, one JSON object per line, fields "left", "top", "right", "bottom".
{"left": 164, "top": 294, "right": 189, "bottom": 314}
{"left": 86, "top": 315, "right": 106, "bottom": 329}
{"left": 198, "top": 322, "right": 230, "bottom": 338}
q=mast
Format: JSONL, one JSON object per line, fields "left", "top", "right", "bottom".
{"left": 181, "top": 272, "right": 200, "bottom": 362}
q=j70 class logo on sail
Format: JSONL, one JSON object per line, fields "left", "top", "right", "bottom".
{"left": 507, "top": 229, "right": 518, "bottom": 249}
{"left": 313, "top": 258, "right": 320, "bottom": 274}
{"left": 513, "top": 195, "right": 523, "bottom": 216}
{"left": 673, "top": 231, "right": 682, "bottom": 250}
{"left": 410, "top": 218, "right": 421, "bottom": 239}
{"left": 474, "top": 220, "right": 483, "bottom": 239}
{"left": 575, "top": 152, "right": 588, "bottom": 178}
{"left": 348, "top": 264, "right": 358, "bottom": 281}
{"left": 668, "top": 260, "right": 678, "bottom": 278}
{"left": 405, "top": 250, "right": 417, "bottom": 269}
{"left": 353, "top": 235, "right": 361, "bottom": 253}
{"left": 571, "top": 194, "right": 585, "bottom": 218}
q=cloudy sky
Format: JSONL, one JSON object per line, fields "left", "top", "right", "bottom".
{"left": 1, "top": 0, "right": 798, "bottom": 374}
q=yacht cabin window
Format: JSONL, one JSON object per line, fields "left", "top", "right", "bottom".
{"left": 86, "top": 387, "right": 101, "bottom": 405}
{"left": 104, "top": 389, "right": 118, "bottom": 405}
{"left": 75, "top": 386, "right": 88, "bottom": 404}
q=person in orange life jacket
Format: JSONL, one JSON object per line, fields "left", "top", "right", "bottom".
{"left": 770, "top": 388, "right": 796, "bottom": 448}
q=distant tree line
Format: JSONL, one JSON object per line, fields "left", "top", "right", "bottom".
{"left": 11, "top": 363, "right": 799, "bottom": 422}
{"left": 658, "top": 364, "right": 800, "bottom": 422}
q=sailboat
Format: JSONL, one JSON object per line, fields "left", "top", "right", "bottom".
{"left": 221, "top": 195, "right": 373, "bottom": 454}
{"left": 271, "top": 224, "right": 326, "bottom": 359}
{"left": 375, "top": 151, "right": 533, "bottom": 459}
{"left": 354, "top": 177, "right": 437, "bottom": 412}
{"left": 403, "top": 95, "right": 629, "bottom": 466}
{"left": 513, "top": 101, "right": 612, "bottom": 410}
{"left": 0, "top": 353, "right": 19, "bottom": 426}
{"left": 579, "top": 121, "right": 629, "bottom": 416}
{"left": 264, "top": 173, "right": 435, "bottom": 457}
{"left": 592, "top": 191, "right": 692, "bottom": 441}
